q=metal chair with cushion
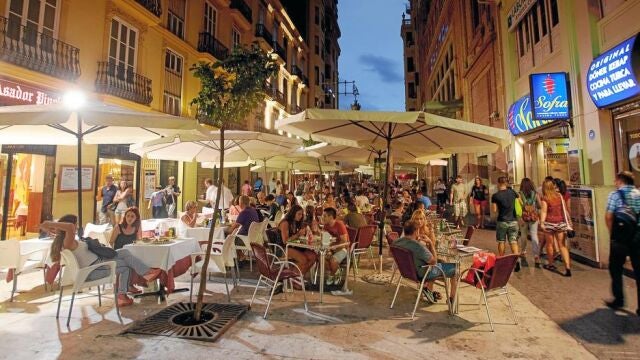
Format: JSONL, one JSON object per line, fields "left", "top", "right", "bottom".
{"left": 249, "top": 243, "right": 308, "bottom": 319}
{"left": 349, "top": 225, "right": 378, "bottom": 279}
{"left": 462, "top": 226, "right": 475, "bottom": 246}
{"left": 389, "top": 246, "right": 451, "bottom": 319}
{"left": 457, "top": 254, "right": 519, "bottom": 331}
{"left": 346, "top": 226, "right": 358, "bottom": 245}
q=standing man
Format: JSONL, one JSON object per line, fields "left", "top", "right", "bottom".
{"left": 604, "top": 171, "right": 640, "bottom": 316}
{"left": 491, "top": 176, "right": 521, "bottom": 271}
{"left": 98, "top": 174, "right": 117, "bottom": 225}
{"left": 164, "top": 176, "right": 181, "bottom": 218}
{"left": 416, "top": 190, "right": 432, "bottom": 209}
{"left": 269, "top": 177, "right": 276, "bottom": 194}
{"left": 450, "top": 175, "right": 468, "bottom": 228}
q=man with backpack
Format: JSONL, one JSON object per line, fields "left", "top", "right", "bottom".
{"left": 491, "top": 176, "right": 521, "bottom": 272}
{"left": 605, "top": 171, "right": 640, "bottom": 316}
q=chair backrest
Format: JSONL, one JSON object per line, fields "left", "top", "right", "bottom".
{"left": 247, "top": 221, "right": 264, "bottom": 244}
{"left": 385, "top": 232, "right": 399, "bottom": 246}
{"left": 265, "top": 227, "right": 282, "bottom": 245}
{"left": 389, "top": 246, "right": 419, "bottom": 283}
{"left": 390, "top": 224, "right": 403, "bottom": 235}
{"left": 355, "top": 225, "right": 377, "bottom": 249}
{"left": 463, "top": 226, "right": 475, "bottom": 246}
{"left": 274, "top": 210, "right": 284, "bottom": 223}
{"left": 346, "top": 226, "right": 358, "bottom": 244}
{"left": 250, "top": 242, "right": 276, "bottom": 280}
{"left": 486, "top": 255, "right": 519, "bottom": 290}
{"left": 59, "top": 249, "right": 80, "bottom": 287}
{"left": 221, "top": 231, "right": 238, "bottom": 267}
{"left": 84, "top": 223, "right": 109, "bottom": 235}
{"left": 0, "top": 240, "right": 20, "bottom": 268}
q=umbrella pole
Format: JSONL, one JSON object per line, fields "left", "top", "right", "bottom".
{"left": 77, "top": 115, "right": 83, "bottom": 237}
{"left": 263, "top": 159, "right": 268, "bottom": 194}
{"left": 317, "top": 159, "right": 323, "bottom": 203}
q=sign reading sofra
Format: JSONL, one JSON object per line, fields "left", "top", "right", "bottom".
{"left": 506, "top": 94, "right": 553, "bottom": 135}
{"left": 587, "top": 33, "right": 640, "bottom": 108}
{"left": 529, "top": 72, "right": 571, "bottom": 120}
{"left": 0, "top": 78, "right": 61, "bottom": 105}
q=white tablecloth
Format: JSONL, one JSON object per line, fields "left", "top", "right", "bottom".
{"left": 185, "top": 227, "right": 227, "bottom": 243}
{"left": 141, "top": 218, "right": 179, "bottom": 232}
{"left": 20, "top": 238, "right": 53, "bottom": 255}
{"left": 123, "top": 238, "right": 201, "bottom": 270}
{"left": 84, "top": 224, "right": 113, "bottom": 246}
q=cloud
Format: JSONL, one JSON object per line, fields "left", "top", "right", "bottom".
{"left": 358, "top": 54, "right": 404, "bottom": 83}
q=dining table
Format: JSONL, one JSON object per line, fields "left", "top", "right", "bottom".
{"left": 185, "top": 226, "right": 227, "bottom": 245}
{"left": 123, "top": 237, "right": 201, "bottom": 300}
{"left": 436, "top": 239, "right": 484, "bottom": 315}
{"left": 4, "top": 237, "right": 53, "bottom": 284}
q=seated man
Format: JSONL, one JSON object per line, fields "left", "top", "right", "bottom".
{"left": 343, "top": 203, "right": 367, "bottom": 229}
{"left": 416, "top": 190, "right": 432, "bottom": 209}
{"left": 265, "top": 194, "right": 280, "bottom": 221}
{"left": 321, "top": 207, "right": 350, "bottom": 285}
{"left": 393, "top": 221, "right": 457, "bottom": 304}
{"left": 229, "top": 195, "right": 260, "bottom": 261}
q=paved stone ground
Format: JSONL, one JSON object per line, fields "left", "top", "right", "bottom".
{"left": 470, "top": 227, "right": 640, "bottom": 360}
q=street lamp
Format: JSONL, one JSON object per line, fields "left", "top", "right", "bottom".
{"left": 63, "top": 90, "right": 87, "bottom": 110}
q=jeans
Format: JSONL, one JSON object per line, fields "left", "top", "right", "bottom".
{"left": 86, "top": 249, "right": 150, "bottom": 294}
{"left": 609, "top": 238, "right": 640, "bottom": 308}
{"left": 519, "top": 221, "right": 540, "bottom": 257}
{"left": 152, "top": 206, "right": 167, "bottom": 219}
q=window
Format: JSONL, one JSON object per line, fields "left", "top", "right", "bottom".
{"left": 513, "top": 0, "right": 560, "bottom": 73}
{"left": 108, "top": 18, "right": 138, "bottom": 80}
{"left": 167, "top": 0, "right": 185, "bottom": 39}
{"left": 408, "top": 83, "right": 416, "bottom": 99}
{"left": 8, "top": 0, "right": 58, "bottom": 47}
{"left": 325, "top": 64, "right": 331, "bottom": 79}
{"left": 164, "top": 50, "right": 183, "bottom": 116}
{"left": 314, "top": 36, "right": 319, "bottom": 55}
{"left": 258, "top": 4, "right": 266, "bottom": 24}
{"left": 232, "top": 28, "right": 241, "bottom": 49}
{"left": 405, "top": 31, "right": 414, "bottom": 46}
{"left": 429, "top": 43, "right": 455, "bottom": 102}
{"left": 272, "top": 22, "right": 279, "bottom": 44}
{"left": 407, "top": 57, "right": 415, "bottom": 72}
{"left": 314, "top": 66, "right": 319, "bottom": 86}
{"left": 315, "top": 6, "right": 320, "bottom": 25}
{"left": 204, "top": 1, "right": 217, "bottom": 36}
{"left": 471, "top": 0, "right": 480, "bottom": 29}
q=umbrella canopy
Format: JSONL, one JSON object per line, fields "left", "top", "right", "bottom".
{"left": 0, "top": 101, "right": 200, "bottom": 145}
{"left": 248, "top": 156, "right": 340, "bottom": 173}
{"left": 304, "top": 143, "right": 420, "bottom": 165}
{"left": 129, "top": 130, "right": 302, "bottom": 163}
{"left": 0, "top": 101, "right": 201, "bottom": 237}
{"left": 276, "top": 109, "right": 511, "bottom": 154}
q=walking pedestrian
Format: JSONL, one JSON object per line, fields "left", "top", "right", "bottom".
{"left": 450, "top": 175, "right": 468, "bottom": 229}
{"left": 604, "top": 171, "right": 640, "bottom": 316}
{"left": 518, "top": 178, "right": 541, "bottom": 267}
{"left": 433, "top": 178, "right": 446, "bottom": 212}
{"left": 491, "top": 176, "right": 521, "bottom": 272}
{"left": 164, "top": 176, "right": 181, "bottom": 218}
{"left": 97, "top": 174, "right": 117, "bottom": 225}
{"left": 539, "top": 179, "right": 572, "bottom": 276}
{"left": 471, "top": 177, "right": 489, "bottom": 229}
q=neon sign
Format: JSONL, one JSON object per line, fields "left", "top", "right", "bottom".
{"left": 506, "top": 94, "right": 553, "bottom": 135}
{"left": 529, "top": 72, "right": 571, "bottom": 120}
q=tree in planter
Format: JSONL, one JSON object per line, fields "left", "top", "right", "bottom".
{"left": 190, "top": 44, "right": 278, "bottom": 321}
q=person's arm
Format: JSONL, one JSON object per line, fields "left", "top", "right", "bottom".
{"left": 41, "top": 221, "right": 78, "bottom": 250}
{"left": 137, "top": 226, "right": 142, "bottom": 239}
{"left": 605, "top": 212, "right": 614, "bottom": 233}
{"left": 109, "top": 225, "right": 120, "bottom": 246}
{"left": 539, "top": 200, "right": 548, "bottom": 231}
{"left": 279, "top": 221, "right": 291, "bottom": 243}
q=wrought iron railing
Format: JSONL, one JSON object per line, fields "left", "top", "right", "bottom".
{"left": 0, "top": 16, "right": 80, "bottom": 80}
{"left": 291, "top": 65, "right": 303, "bottom": 78}
{"left": 230, "top": 0, "right": 252, "bottom": 23}
{"left": 95, "top": 61, "right": 153, "bottom": 105}
{"left": 135, "top": 0, "right": 162, "bottom": 17}
{"left": 198, "top": 32, "right": 229, "bottom": 60}
{"left": 255, "top": 24, "right": 273, "bottom": 47}
{"left": 275, "top": 90, "right": 285, "bottom": 106}
{"left": 275, "top": 42, "right": 286, "bottom": 62}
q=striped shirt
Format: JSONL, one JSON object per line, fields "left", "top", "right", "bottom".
{"left": 606, "top": 185, "right": 640, "bottom": 221}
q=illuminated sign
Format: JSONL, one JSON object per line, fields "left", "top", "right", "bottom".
{"left": 506, "top": 94, "right": 553, "bottom": 135}
{"left": 529, "top": 72, "right": 571, "bottom": 120}
{"left": 587, "top": 34, "right": 640, "bottom": 108}
{"left": 0, "top": 78, "right": 61, "bottom": 105}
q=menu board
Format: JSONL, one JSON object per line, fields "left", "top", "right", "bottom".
{"left": 567, "top": 187, "right": 599, "bottom": 262}
{"left": 144, "top": 170, "right": 157, "bottom": 199}
{"left": 58, "top": 166, "right": 94, "bottom": 192}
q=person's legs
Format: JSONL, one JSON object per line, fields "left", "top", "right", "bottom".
{"left": 608, "top": 241, "right": 627, "bottom": 305}
{"left": 628, "top": 243, "right": 640, "bottom": 312}
{"left": 519, "top": 221, "right": 529, "bottom": 256}
{"left": 453, "top": 202, "right": 461, "bottom": 227}
{"left": 530, "top": 221, "right": 540, "bottom": 263}
{"left": 507, "top": 221, "right": 520, "bottom": 255}
{"left": 474, "top": 201, "right": 481, "bottom": 228}
{"left": 479, "top": 202, "right": 487, "bottom": 228}
{"left": 496, "top": 221, "right": 507, "bottom": 255}
{"left": 98, "top": 210, "right": 108, "bottom": 225}
{"left": 557, "top": 232, "right": 571, "bottom": 270}
{"left": 287, "top": 248, "right": 310, "bottom": 274}
{"left": 116, "top": 249, "right": 151, "bottom": 280}
{"left": 544, "top": 232, "right": 556, "bottom": 266}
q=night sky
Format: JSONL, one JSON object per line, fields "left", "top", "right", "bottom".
{"left": 337, "top": 0, "right": 407, "bottom": 111}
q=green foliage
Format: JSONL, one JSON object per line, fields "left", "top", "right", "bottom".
{"left": 190, "top": 44, "right": 278, "bottom": 129}
{"left": 302, "top": 136, "right": 320, "bottom": 148}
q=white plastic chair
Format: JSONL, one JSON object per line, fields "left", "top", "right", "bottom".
{"left": 56, "top": 249, "right": 119, "bottom": 327}
{"left": 269, "top": 210, "right": 284, "bottom": 228}
{"left": 84, "top": 223, "right": 112, "bottom": 246}
{"left": 235, "top": 222, "right": 264, "bottom": 272}
{"left": 0, "top": 240, "right": 48, "bottom": 301}
{"left": 190, "top": 228, "right": 239, "bottom": 302}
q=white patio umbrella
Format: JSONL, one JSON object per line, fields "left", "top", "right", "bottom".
{"left": 276, "top": 108, "right": 512, "bottom": 276}
{"left": 0, "top": 99, "right": 201, "bottom": 235}
{"left": 247, "top": 156, "right": 340, "bottom": 173}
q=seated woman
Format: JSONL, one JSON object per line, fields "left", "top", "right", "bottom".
{"left": 177, "top": 200, "right": 198, "bottom": 238}
{"left": 285, "top": 191, "right": 298, "bottom": 212}
{"left": 109, "top": 207, "right": 142, "bottom": 250}
{"left": 228, "top": 196, "right": 242, "bottom": 216}
{"left": 410, "top": 210, "right": 437, "bottom": 247}
{"left": 42, "top": 214, "right": 162, "bottom": 307}
{"left": 279, "top": 205, "right": 317, "bottom": 277}
{"left": 323, "top": 193, "right": 338, "bottom": 209}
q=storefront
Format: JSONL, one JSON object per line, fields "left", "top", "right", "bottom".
{"left": 94, "top": 144, "right": 141, "bottom": 222}
{"left": 0, "top": 78, "right": 61, "bottom": 239}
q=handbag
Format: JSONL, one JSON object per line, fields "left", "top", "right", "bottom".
{"left": 560, "top": 196, "right": 575, "bottom": 238}
{"left": 81, "top": 237, "right": 117, "bottom": 259}
{"left": 513, "top": 190, "right": 523, "bottom": 218}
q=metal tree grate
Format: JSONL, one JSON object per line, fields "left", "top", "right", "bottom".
{"left": 124, "top": 302, "right": 248, "bottom": 342}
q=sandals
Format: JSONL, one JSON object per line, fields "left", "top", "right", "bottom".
{"left": 543, "top": 264, "right": 557, "bottom": 271}
{"left": 432, "top": 291, "right": 443, "bottom": 301}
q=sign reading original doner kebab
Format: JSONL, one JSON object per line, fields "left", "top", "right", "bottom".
{"left": 0, "top": 78, "right": 61, "bottom": 106}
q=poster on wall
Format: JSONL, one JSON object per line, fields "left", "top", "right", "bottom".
{"left": 144, "top": 170, "right": 156, "bottom": 199}
{"left": 568, "top": 187, "right": 599, "bottom": 262}
{"left": 626, "top": 130, "right": 640, "bottom": 181}
{"left": 58, "top": 166, "right": 94, "bottom": 192}
{"left": 568, "top": 150, "right": 582, "bottom": 185}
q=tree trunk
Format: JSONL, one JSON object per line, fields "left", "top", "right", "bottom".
{"left": 194, "top": 128, "right": 225, "bottom": 321}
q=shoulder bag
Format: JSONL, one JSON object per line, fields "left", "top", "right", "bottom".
{"left": 559, "top": 196, "right": 575, "bottom": 238}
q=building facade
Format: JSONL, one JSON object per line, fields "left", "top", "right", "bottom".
{"left": 0, "top": 0, "right": 337, "bottom": 238}
{"left": 402, "top": 0, "right": 506, "bottom": 194}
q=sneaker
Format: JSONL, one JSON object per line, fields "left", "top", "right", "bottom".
{"left": 605, "top": 299, "right": 624, "bottom": 310}
{"left": 117, "top": 294, "right": 133, "bottom": 307}
{"left": 564, "top": 269, "right": 572, "bottom": 277}
{"left": 422, "top": 288, "right": 435, "bottom": 303}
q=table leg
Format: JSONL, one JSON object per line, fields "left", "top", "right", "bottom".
{"left": 319, "top": 250, "right": 325, "bottom": 303}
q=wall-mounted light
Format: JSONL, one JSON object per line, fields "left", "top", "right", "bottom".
{"left": 559, "top": 121, "right": 571, "bottom": 138}
{"left": 517, "top": 137, "right": 525, "bottom": 145}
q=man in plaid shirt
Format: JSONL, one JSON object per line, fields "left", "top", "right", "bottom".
{"left": 605, "top": 171, "right": 640, "bottom": 316}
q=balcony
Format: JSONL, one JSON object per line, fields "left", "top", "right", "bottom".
{"left": 134, "top": 0, "right": 162, "bottom": 17}
{"left": 95, "top": 61, "right": 152, "bottom": 105}
{"left": 300, "top": 74, "right": 309, "bottom": 86}
{"left": 288, "top": 104, "right": 302, "bottom": 114}
{"left": 291, "top": 65, "right": 303, "bottom": 78}
{"left": 198, "top": 32, "right": 229, "bottom": 60}
{"left": 254, "top": 24, "right": 273, "bottom": 48}
{"left": 275, "top": 90, "right": 285, "bottom": 106}
{"left": 274, "top": 42, "right": 287, "bottom": 62}
{"left": 0, "top": 16, "right": 80, "bottom": 80}
{"left": 230, "top": 0, "right": 252, "bottom": 24}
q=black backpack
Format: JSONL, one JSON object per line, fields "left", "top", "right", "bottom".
{"left": 81, "top": 237, "right": 118, "bottom": 259}
{"left": 612, "top": 190, "right": 638, "bottom": 242}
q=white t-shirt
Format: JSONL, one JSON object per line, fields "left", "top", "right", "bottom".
{"left": 205, "top": 185, "right": 217, "bottom": 205}
{"left": 355, "top": 195, "right": 369, "bottom": 209}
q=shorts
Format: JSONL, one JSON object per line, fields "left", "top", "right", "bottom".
{"left": 425, "top": 263, "right": 456, "bottom": 280}
{"left": 543, "top": 221, "right": 568, "bottom": 233}
{"left": 114, "top": 208, "right": 127, "bottom": 216}
{"left": 332, "top": 248, "right": 348, "bottom": 264}
{"left": 496, "top": 221, "right": 519, "bottom": 243}
{"left": 472, "top": 199, "right": 488, "bottom": 207}
{"left": 454, "top": 201, "right": 468, "bottom": 217}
